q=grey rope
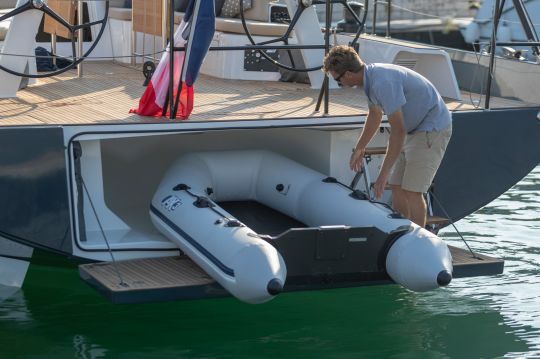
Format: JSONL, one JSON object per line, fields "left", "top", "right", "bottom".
{"left": 468, "top": 41, "right": 485, "bottom": 109}
{"left": 81, "top": 177, "right": 128, "bottom": 287}
{"left": 429, "top": 190, "right": 480, "bottom": 259}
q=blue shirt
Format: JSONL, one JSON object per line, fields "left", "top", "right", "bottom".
{"left": 363, "top": 63, "right": 452, "bottom": 133}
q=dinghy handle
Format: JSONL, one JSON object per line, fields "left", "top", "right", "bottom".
{"left": 194, "top": 197, "right": 215, "bottom": 208}
{"left": 224, "top": 219, "right": 243, "bottom": 228}
{"left": 173, "top": 184, "right": 191, "bottom": 191}
{"left": 323, "top": 177, "right": 397, "bottom": 214}
{"left": 322, "top": 176, "right": 339, "bottom": 183}
{"left": 173, "top": 183, "right": 245, "bottom": 228}
{"left": 349, "top": 189, "right": 369, "bottom": 200}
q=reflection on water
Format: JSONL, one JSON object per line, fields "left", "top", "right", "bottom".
{"left": 0, "top": 167, "right": 539, "bottom": 358}
{"left": 0, "top": 285, "right": 31, "bottom": 323}
{"left": 73, "top": 335, "right": 108, "bottom": 359}
{"left": 440, "top": 166, "right": 540, "bottom": 357}
{"left": 0, "top": 277, "right": 529, "bottom": 359}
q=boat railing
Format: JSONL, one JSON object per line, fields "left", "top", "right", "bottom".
{"left": 370, "top": 0, "right": 391, "bottom": 37}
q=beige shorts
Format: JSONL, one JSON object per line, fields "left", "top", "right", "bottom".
{"left": 388, "top": 125, "right": 452, "bottom": 193}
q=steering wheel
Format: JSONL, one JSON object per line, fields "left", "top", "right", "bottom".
{"left": 0, "top": 0, "right": 109, "bottom": 78}
{"left": 238, "top": 0, "right": 368, "bottom": 73}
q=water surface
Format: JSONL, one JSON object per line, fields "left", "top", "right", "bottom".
{"left": 1, "top": 167, "right": 539, "bottom": 358}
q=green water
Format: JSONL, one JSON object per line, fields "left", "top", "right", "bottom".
{"left": 1, "top": 167, "right": 539, "bottom": 358}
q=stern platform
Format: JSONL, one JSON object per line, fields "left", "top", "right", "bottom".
{"left": 79, "top": 245, "right": 504, "bottom": 304}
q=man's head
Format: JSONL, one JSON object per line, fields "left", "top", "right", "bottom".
{"left": 322, "top": 45, "right": 365, "bottom": 87}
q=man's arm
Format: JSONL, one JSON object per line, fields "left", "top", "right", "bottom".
{"left": 350, "top": 105, "right": 383, "bottom": 172}
{"left": 373, "top": 109, "right": 406, "bottom": 199}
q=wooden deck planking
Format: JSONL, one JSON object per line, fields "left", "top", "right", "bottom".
{"left": 80, "top": 256, "right": 215, "bottom": 292}
{"left": 0, "top": 61, "right": 528, "bottom": 127}
{"left": 449, "top": 245, "right": 504, "bottom": 278}
{"left": 79, "top": 244, "right": 502, "bottom": 304}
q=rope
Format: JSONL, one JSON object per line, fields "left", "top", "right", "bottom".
{"left": 81, "top": 177, "right": 128, "bottom": 287}
{"left": 176, "top": 185, "right": 239, "bottom": 225}
{"left": 467, "top": 41, "right": 485, "bottom": 109}
{"left": 429, "top": 190, "right": 480, "bottom": 259}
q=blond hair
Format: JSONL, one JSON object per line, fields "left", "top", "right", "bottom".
{"left": 322, "top": 45, "right": 365, "bottom": 75}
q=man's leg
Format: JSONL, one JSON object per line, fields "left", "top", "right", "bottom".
{"left": 403, "top": 189, "right": 426, "bottom": 227}
{"left": 399, "top": 126, "right": 452, "bottom": 228}
{"left": 391, "top": 185, "right": 410, "bottom": 218}
{"left": 388, "top": 152, "right": 406, "bottom": 215}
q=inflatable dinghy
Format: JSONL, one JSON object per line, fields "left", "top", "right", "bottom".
{"left": 150, "top": 150, "right": 453, "bottom": 303}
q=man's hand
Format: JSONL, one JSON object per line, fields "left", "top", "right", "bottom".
{"left": 373, "top": 170, "right": 390, "bottom": 199}
{"left": 350, "top": 147, "right": 365, "bottom": 172}
{"left": 350, "top": 106, "right": 383, "bottom": 173}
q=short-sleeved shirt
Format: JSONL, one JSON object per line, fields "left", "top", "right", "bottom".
{"left": 363, "top": 63, "right": 452, "bottom": 133}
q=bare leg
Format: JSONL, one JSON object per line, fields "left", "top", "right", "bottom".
{"left": 391, "top": 185, "right": 410, "bottom": 218}
{"left": 403, "top": 189, "right": 427, "bottom": 227}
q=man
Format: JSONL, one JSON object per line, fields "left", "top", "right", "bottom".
{"left": 322, "top": 45, "right": 452, "bottom": 227}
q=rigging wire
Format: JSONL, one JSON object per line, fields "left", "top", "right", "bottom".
{"left": 468, "top": 41, "right": 485, "bottom": 109}
{"left": 429, "top": 190, "right": 480, "bottom": 259}
{"left": 81, "top": 176, "right": 128, "bottom": 287}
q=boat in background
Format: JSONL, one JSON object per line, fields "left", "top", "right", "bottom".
{"left": 462, "top": 0, "right": 540, "bottom": 62}
{"left": 0, "top": 0, "right": 537, "bottom": 303}
{"left": 357, "top": 0, "right": 477, "bottom": 49}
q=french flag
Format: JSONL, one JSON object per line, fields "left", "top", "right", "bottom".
{"left": 130, "top": 0, "right": 215, "bottom": 119}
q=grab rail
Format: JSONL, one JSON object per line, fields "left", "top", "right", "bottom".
{"left": 370, "top": 0, "right": 391, "bottom": 37}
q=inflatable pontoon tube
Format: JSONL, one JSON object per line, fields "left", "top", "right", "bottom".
{"left": 150, "top": 150, "right": 453, "bottom": 301}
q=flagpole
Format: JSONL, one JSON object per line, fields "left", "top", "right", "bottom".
{"left": 172, "top": 5, "right": 191, "bottom": 119}
{"left": 168, "top": 0, "right": 175, "bottom": 119}
{"left": 172, "top": 0, "right": 204, "bottom": 119}
{"left": 172, "top": 50, "right": 188, "bottom": 118}
{"left": 316, "top": 0, "right": 331, "bottom": 114}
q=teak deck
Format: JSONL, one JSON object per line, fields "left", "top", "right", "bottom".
{"left": 79, "top": 245, "right": 504, "bottom": 304}
{"left": 0, "top": 62, "right": 526, "bottom": 127}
